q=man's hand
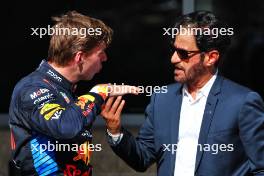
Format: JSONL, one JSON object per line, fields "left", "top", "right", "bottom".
{"left": 100, "top": 96, "right": 125, "bottom": 134}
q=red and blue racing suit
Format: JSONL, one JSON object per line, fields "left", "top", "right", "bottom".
{"left": 9, "top": 60, "right": 107, "bottom": 175}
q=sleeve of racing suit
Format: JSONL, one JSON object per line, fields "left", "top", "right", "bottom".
{"left": 19, "top": 85, "right": 108, "bottom": 140}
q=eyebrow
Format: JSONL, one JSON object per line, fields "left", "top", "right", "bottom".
{"left": 175, "top": 47, "right": 186, "bottom": 50}
{"left": 171, "top": 43, "right": 185, "bottom": 50}
{"left": 173, "top": 45, "right": 187, "bottom": 51}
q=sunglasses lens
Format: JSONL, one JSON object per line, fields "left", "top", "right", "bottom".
{"left": 171, "top": 46, "right": 200, "bottom": 60}
{"left": 177, "top": 49, "right": 188, "bottom": 59}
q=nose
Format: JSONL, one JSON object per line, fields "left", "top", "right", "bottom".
{"left": 171, "top": 51, "right": 181, "bottom": 64}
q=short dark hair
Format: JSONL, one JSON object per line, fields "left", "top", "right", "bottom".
{"left": 173, "top": 11, "right": 231, "bottom": 55}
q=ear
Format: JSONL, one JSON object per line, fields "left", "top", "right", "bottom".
{"left": 205, "top": 50, "right": 219, "bottom": 67}
{"left": 73, "top": 51, "right": 84, "bottom": 64}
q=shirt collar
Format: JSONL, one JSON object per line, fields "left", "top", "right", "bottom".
{"left": 182, "top": 70, "right": 218, "bottom": 100}
{"left": 198, "top": 70, "right": 218, "bottom": 98}
{"left": 36, "top": 59, "right": 74, "bottom": 91}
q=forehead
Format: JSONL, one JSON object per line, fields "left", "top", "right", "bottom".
{"left": 86, "top": 42, "right": 106, "bottom": 55}
{"left": 174, "top": 32, "right": 198, "bottom": 50}
{"left": 92, "top": 42, "right": 107, "bottom": 52}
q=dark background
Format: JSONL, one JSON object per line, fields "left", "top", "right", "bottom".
{"left": 2, "top": 0, "right": 264, "bottom": 113}
{"left": 1, "top": 1, "right": 264, "bottom": 175}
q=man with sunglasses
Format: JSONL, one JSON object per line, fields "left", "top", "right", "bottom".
{"left": 101, "top": 11, "right": 264, "bottom": 176}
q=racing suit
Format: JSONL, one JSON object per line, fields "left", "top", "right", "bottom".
{"left": 9, "top": 60, "right": 108, "bottom": 175}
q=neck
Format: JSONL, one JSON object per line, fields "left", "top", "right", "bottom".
{"left": 186, "top": 69, "right": 216, "bottom": 99}
{"left": 48, "top": 61, "right": 78, "bottom": 84}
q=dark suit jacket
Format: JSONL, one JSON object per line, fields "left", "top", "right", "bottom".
{"left": 110, "top": 76, "right": 264, "bottom": 176}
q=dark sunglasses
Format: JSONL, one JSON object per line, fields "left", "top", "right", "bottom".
{"left": 171, "top": 47, "right": 201, "bottom": 60}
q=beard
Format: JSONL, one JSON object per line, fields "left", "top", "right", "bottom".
{"left": 175, "top": 57, "right": 207, "bottom": 85}
{"left": 186, "top": 60, "right": 207, "bottom": 85}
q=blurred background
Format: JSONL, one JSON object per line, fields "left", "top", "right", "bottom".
{"left": 1, "top": 0, "right": 264, "bottom": 175}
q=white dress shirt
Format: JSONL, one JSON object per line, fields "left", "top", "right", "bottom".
{"left": 174, "top": 73, "right": 217, "bottom": 176}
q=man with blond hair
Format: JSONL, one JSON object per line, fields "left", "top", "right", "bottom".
{"left": 9, "top": 11, "right": 136, "bottom": 175}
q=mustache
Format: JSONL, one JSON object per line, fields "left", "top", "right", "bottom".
{"left": 174, "top": 65, "right": 184, "bottom": 70}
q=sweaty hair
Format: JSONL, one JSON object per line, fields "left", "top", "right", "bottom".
{"left": 48, "top": 11, "right": 113, "bottom": 66}
{"left": 173, "top": 10, "right": 231, "bottom": 56}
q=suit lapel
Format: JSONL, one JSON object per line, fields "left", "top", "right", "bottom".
{"left": 194, "top": 76, "right": 223, "bottom": 172}
{"left": 170, "top": 86, "right": 183, "bottom": 174}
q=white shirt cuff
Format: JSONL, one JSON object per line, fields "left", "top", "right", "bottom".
{"left": 106, "top": 129, "right": 123, "bottom": 145}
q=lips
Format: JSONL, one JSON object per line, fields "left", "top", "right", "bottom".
{"left": 174, "top": 69, "right": 182, "bottom": 73}
{"left": 175, "top": 67, "right": 182, "bottom": 70}
{"left": 174, "top": 64, "right": 184, "bottom": 70}
{"left": 174, "top": 66, "right": 184, "bottom": 71}
{"left": 174, "top": 65, "right": 184, "bottom": 75}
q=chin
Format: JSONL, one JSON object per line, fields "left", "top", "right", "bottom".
{"left": 174, "top": 76, "right": 186, "bottom": 83}
{"left": 87, "top": 75, "right": 94, "bottom": 80}
{"left": 82, "top": 75, "right": 93, "bottom": 81}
